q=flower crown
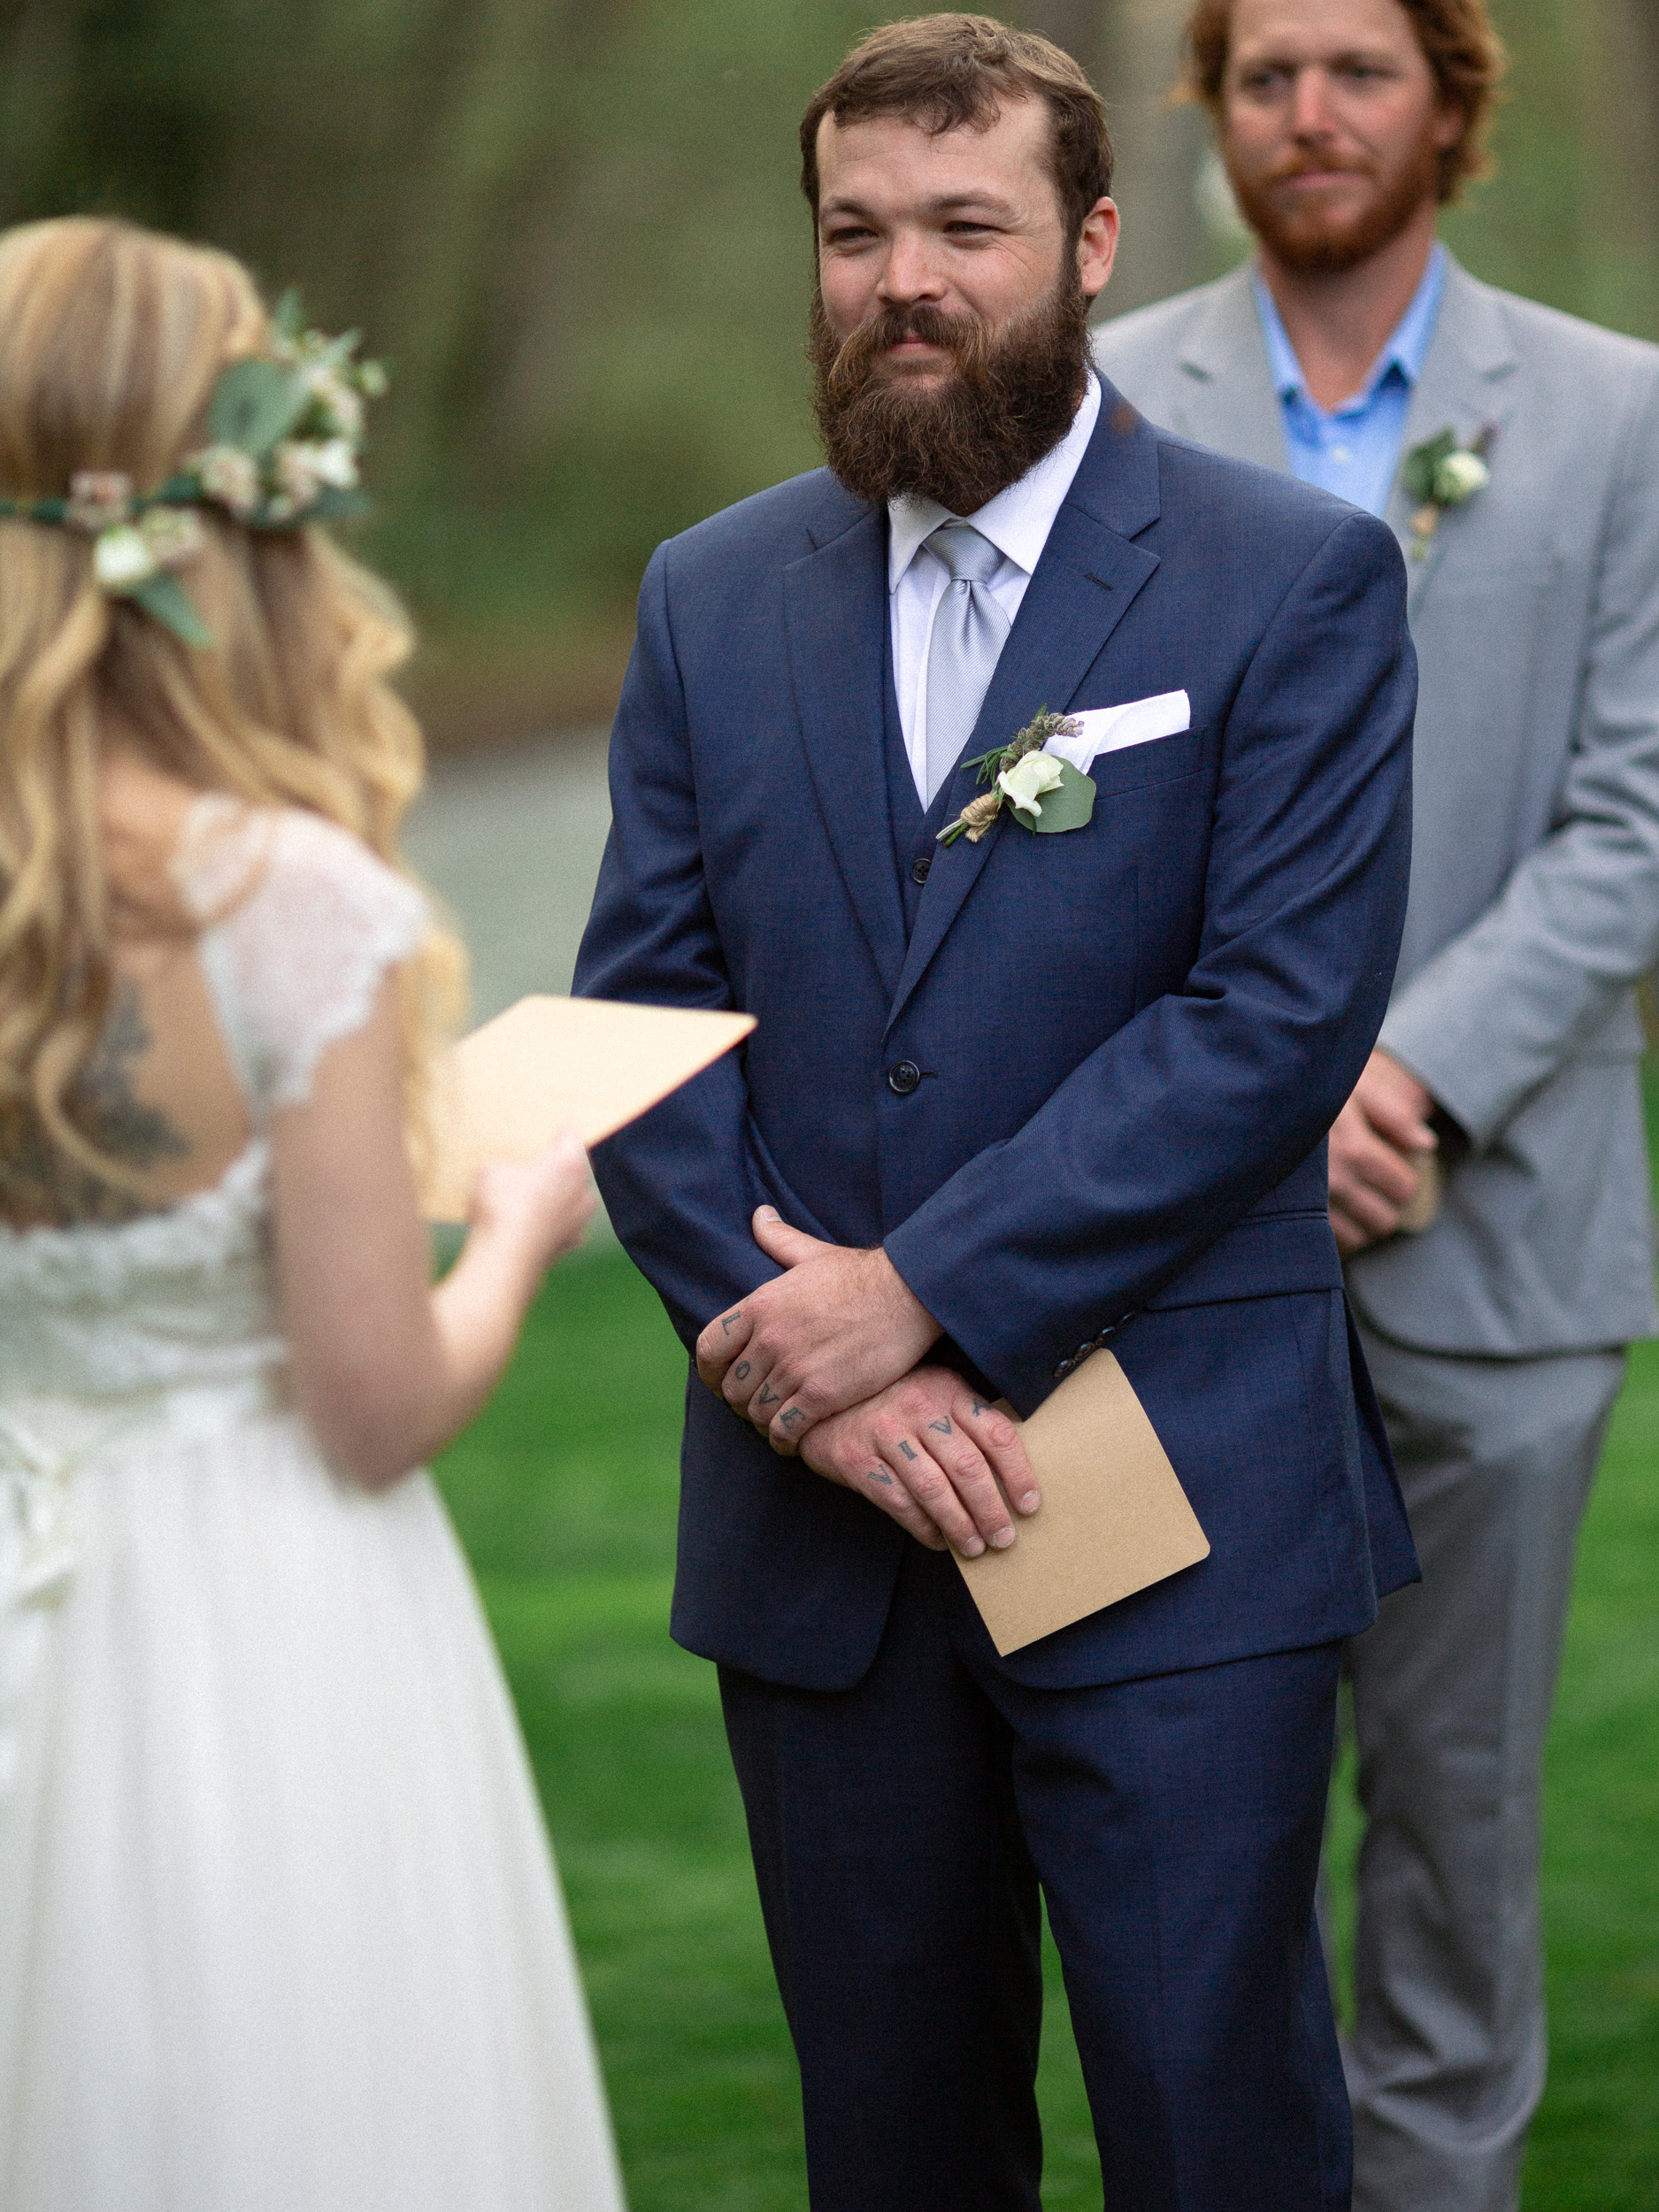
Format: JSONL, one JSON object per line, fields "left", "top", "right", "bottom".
{"left": 0, "top": 292, "right": 386, "bottom": 648}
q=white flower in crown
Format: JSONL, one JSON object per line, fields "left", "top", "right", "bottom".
{"left": 65, "top": 471, "right": 134, "bottom": 533}
{"left": 997, "top": 750, "right": 1066, "bottom": 818}
{"left": 138, "top": 505, "right": 207, "bottom": 571}
{"left": 188, "top": 443, "right": 262, "bottom": 518}
{"left": 309, "top": 437, "right": 359, "bottom": 488}
{"left": 271, "top": 442, "right": 322, "bottom": 508}
{"left": 92, "top": 524, "right": 159, "bottom": 589}
{"left": 272, "top": 437, "right": 357, "bottom": 510}
{"left": 303, "top": 367, "right": 364, "bottom": 439}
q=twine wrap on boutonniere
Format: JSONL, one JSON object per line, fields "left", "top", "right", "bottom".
{"left": 1402, "top": 425, "right": 1494, "bottom": 561}
{"left": 937, "top": 707, "right": 1098, "bottom": 847}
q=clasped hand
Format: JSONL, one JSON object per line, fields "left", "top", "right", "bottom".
{"left": 1327, "top": 1048, "right": 1437, "bottom": 1254}
{"left": 695, "top": 1209, "right": 1040, "bottom": 1556}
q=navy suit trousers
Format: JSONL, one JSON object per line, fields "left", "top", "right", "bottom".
{"left": 721, "top": 1544, "right": 1349, "bottom": 2212}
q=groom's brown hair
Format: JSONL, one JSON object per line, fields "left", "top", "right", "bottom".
{"left": 800, "top": 13, "right": 1113, "bottom": 244}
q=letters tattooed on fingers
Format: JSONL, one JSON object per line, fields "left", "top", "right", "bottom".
{"left": 733, "top": 1362, "right": 751, "bottom": 1381}
{"left": 898, "top": 1440, "right": 918, "bottom": 1462}
{"left": 780, "top": 1409, "right": 804, "bottom": 1431}
{"left": 927, "top": 1417, "right": 952, "bottom": 1436}
{"left": 720, "top": 1312, "right": 742, "bottom": 1334}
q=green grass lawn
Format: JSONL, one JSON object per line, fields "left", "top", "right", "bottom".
{"left": 434, "top": 1244, "right": 1659, "bottom": 2210}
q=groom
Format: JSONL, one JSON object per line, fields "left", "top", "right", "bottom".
{"left": 576, "top": 16, "right": 1417, "bottom": 2209}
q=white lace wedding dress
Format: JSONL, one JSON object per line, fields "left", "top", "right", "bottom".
{"left": 0, "top": 803, "right": 626, "bottom": 2212}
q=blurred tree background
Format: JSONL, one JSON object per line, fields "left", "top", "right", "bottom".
{"left": 1, "top": 0, "right": 1655, "bottom": 741}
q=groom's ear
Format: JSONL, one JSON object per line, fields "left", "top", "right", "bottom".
{"left": 1077, "top": 197, "right": 1118, "bottom": 300}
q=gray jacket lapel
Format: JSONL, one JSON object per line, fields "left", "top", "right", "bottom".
{"left": 1163, "top": 266, "right": 1288, "bottom": 472}
{"left": 1386, "top": 257, "right": 1520, "bottom": 611}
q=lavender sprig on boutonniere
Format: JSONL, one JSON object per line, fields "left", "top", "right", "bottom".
{"left": 1401, "top": 425, "right": 1494, "bottom": 561}
{"left": 937, "top": 707, "right": 1098, "bottom": 847}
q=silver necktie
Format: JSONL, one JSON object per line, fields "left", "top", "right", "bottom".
{"left": 921, "top": 521, "right": 1011, "bottom": 808}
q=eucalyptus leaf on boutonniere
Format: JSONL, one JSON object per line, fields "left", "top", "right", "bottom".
{"left": 937, "top": 707, "right": 1097, "bottom": 847}
{"left": 1401, "top": 425, "right": 1494, "bottom": 560}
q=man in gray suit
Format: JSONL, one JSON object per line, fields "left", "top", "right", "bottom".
{"left": 1095, "top": 1, "right": 1659, "bottom": 2207}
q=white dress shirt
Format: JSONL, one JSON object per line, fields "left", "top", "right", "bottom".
{"left": 887, "top": 372, "right": 1102, "bottom": 803}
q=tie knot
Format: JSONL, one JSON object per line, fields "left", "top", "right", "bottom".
{"left": 926, "top": 520, "right": 1002, "bottom": 588}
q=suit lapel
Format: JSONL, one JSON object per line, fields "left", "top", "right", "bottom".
{"left": 1163, "top": 266, "right": 1289, "bottom": 471}
{"left": 883, "top": 399, "right": 1163, "bottom": 1038}
{"left": 782, "top": 503, "right": 909, "bottom": 998}
{"left": 1385, "top": 257, "right": 1520, "bottom": 615}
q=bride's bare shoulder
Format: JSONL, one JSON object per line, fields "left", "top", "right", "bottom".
{"left": 99, "top": 748, "right": 212, "bottom": 925}
{"left": 99, "top": 746, "right": 271, "bottom": 933}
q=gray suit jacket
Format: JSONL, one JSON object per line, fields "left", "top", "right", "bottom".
{"left": 1095, "top": 255, "right": 1659, "bottom": 1355}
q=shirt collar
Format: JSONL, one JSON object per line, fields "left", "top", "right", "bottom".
{"left": 1253, "top": 242, "right": 1446, "bottom": 416}
{"left": 887, "top": 371, "right": 1102, "bottom": 591}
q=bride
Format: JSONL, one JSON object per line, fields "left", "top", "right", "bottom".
{"left": 0, "top": 217, "right": 626, "bottom": 2210}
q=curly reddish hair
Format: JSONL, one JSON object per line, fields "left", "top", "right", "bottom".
{"left": 1182, "top": 0, "right": 1507, "bottom": 204}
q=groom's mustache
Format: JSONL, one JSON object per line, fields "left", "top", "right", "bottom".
{"left": 808, "top": 271, "right": 1091, "bottom": 515}
{"left": 820, "top": 302, "right": 991, "bottom": 402}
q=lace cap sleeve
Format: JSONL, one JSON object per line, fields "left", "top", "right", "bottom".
{"left": 175, "top": 800, "right": 430, "bottom": 1118}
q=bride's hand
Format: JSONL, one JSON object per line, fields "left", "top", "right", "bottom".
{"left": 470, "top": 1128, "right": 595, "bottom": 1275}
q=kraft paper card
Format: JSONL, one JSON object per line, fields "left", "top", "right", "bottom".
{"left": 954, "top": 1349, "right": 1210, "bottom": 1657}
{"left": 421, "top": 995, "right": 755, "bottom": 1223}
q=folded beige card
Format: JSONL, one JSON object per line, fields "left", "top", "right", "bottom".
{"left": 954, "top": 1349, "right": 1210, "bottom": 1656}
{"left": 420, "top": 995, "right": 756, "bottom": 1224}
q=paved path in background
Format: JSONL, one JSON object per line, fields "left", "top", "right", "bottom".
{"left": 403, "top": 727, "right": 613, "bottom": 1024}
{"left": 404, "top": 726, "right": 619, "bottom": 1240}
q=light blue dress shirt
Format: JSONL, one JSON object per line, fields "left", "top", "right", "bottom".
{"left": 1253, "top": 244, "right": 1446, "bottom": 518}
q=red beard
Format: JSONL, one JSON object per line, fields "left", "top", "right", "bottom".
{"left": 1225, "top": 123, "right": 1441, "bottom": 276}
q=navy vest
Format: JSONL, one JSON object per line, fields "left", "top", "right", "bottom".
{"left": 882, "top": 611, "right": 965, "bottom": 937}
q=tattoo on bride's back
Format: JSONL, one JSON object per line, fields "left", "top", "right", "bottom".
{"left": 0, "top": 981, "right": 190, "bottom": 1227}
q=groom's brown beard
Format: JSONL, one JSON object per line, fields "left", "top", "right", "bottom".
{"left": 809, "top": 272, "right": 1094, "bottom": 515}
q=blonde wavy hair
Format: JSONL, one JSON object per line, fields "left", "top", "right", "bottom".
{"left": 0, "top": 216, "right": 463, "bottom": 1219}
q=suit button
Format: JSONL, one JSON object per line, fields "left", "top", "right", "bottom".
{"left": 1054, "top": 1356, "right": 1076, "bottom": 1379}
{"left": 1073, "top": 1343, "right": 1095, "bottom": 1363}
{"left": 910, "top": 855, "right": 932, "bottom": 885}
{"left": 887, "top": 1059, "right": 922, "bottom": 1096}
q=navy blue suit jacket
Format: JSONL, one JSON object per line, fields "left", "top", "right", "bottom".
{"left": 575, "top": 385, "right": 1419, "bottom": 1694}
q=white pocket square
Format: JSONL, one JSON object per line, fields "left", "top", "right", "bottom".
{"left": 1041, "top": 689, "right": 1191, "bottom": 774}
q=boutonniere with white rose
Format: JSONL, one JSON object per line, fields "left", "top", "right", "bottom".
{"left": 1401, "top": 425, "right": 1494, "bottom": 561}
{"left": 937, "top": 707, "right": 1097, "bottom": 847}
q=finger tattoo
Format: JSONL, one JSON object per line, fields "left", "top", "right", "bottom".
{"left": 757, "top": 1383, "right": 780, "bottom": 1408}
{"left": 733, "top": 1361, "right": 752, "bottom": 1381}
{"left": 898, "top": 1440, "right": 918, "bottom": 1462}
{"left": 927, "top": 1417, "right": 952, "bottom": 1436}
{"left": 780, "top": 1408, "right": 804, "bottom": 1431}
{"left": 870, "top": 1470, "right": 895, "bottom": 1486}
{"left": 971, "top": 1399, "right": 989, "bottom": 1417}
{"left": 720, "top": 1312, "right": 743, "bottom": 1334}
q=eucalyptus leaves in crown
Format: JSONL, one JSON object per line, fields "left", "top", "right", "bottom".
{"left": 937, "top": 707, "right": 1098, "bottom": 846}
{"left": 0, "top": 292, "right": 386, "bottom": 648}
